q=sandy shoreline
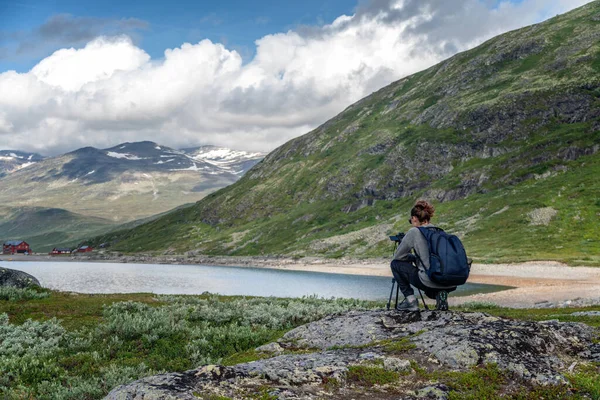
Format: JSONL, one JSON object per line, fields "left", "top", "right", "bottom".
{"left": 2, "top": 254, "right": 599, "bottom": 308}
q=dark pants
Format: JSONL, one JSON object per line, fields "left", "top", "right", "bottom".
{"left": 390, "top": 260, "right": 440, "bottom": 299}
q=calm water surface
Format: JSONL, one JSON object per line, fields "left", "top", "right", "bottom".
{"left": 6, "top": 261, "right": 509, "bottom": 300}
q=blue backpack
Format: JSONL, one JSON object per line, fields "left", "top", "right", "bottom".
{"left": 417, "top": 227, "right": 470, "bottom": 286}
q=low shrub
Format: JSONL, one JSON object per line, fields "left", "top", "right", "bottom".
{"left": 0, "top": 286, "right": 50, "bottom": 301}
{"left": 0, "top": 294, "right": 377, "bottom": 399}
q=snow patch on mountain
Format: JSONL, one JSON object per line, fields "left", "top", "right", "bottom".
{"left": 194, "top": 149, "right": 263, "bottom": 162}
{"left": 181, "top": 146, "right": 265, "bottom": 175}
{"left": 190, "top": 147, "right": 263, "bottom": 165}
{"left": 106, "top": 152, "right": 145, "bottom": 160}
{"left": 18, "top": 162, "right": 35, "bottom": 170}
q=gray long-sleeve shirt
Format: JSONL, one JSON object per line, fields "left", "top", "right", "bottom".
{"left": 393, "top": 224, "right": 455, "bottom": 289}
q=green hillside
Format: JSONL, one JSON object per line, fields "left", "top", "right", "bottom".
{"left": 0, "top": 207, "right": 116, "bottom": 252}
{"left": 0, "top": 203, "right": 197, "bottom": 253}
{"left": 89, "top": 2, "right": 600, "bottom": 265}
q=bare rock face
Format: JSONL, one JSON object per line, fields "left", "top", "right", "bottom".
{"left": 105, "top": 310, "right": 600, "bottom": 399}
{"left": 0, "top": 267, "right": 41, "bottom": 288}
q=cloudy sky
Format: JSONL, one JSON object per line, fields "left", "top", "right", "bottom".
{"left": 0, "top": 0, "right": 593, "bottom": 155}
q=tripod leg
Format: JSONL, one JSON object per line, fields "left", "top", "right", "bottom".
{"left": 418, "top": 288, "right": 429, "bottom": 311}
{"left": 387, "top": 278, "right": 395, "bottom": 310}
{"left": 395, "top": 282, "right": 400, "bottom": 309}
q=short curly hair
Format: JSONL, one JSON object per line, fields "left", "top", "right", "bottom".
{"left": 411, "top": 200, "right": 435, "bottom": 223}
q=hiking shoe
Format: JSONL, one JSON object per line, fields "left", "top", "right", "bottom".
{"left": 396, "top": 296, "right": 419, "bottom": 312}
{"left": 436, "top": 291, "right": 449, "bottom": 311}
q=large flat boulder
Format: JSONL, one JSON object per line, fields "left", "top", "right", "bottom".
{"left": 105, "top": 310, "right": 600, "bottom": 399}
{"left": 0, "top": 266, "right": 41, "bottom": 288}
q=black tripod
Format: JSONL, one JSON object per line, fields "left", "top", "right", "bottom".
{"left": 386, "top": 241, "right": 429, "bottom": 311}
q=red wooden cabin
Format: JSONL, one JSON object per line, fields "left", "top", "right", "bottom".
{"left": 3, "top": 240, "right": 31, "bottom": 254}
{"left": 77, "top": 245, "right": 93, "bottom": 253}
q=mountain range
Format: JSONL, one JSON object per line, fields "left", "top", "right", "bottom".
{"left": 88, "top": 2, "right": 600, "bottom": 265}
{"left": 0, "top": 142, "right": 264, "bottom": 251}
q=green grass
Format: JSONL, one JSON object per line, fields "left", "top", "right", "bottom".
{"left": 567, "top": 363, "right": 600, "bottom": 400}
{"left": 194, "top": 394, "right": 233, "bottom": 400}
{"left": 346, "top": 364, "right": 400, "bottom": 386}
{"left": 593, "top": 51, "right": 600, "bottom": 72}
{"left": 423, "top": 95, "right": 441, "bottom": 109}
{"left": 446, "top": 363, "right": 506, "bottom": 400}
{"left": 513, "top": 53, "right": 544, "bottom": 74}
{"left": 0, "top": 291, "right": 161, "bottom": 330}
{"left": 221, "top": 349, "right": 267, "bottom": 366}
{"left": 382, "top": 337, "right": 417, "bottom": 353}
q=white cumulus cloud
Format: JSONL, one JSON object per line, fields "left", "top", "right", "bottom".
{"left": 0, "top": 0, "right": 594, "bottom": 155}
{"left": 31, "top": 36, "right": 149, "bottom": 91}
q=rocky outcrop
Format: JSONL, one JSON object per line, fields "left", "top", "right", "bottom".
{"left": 0, "top": 267, "right": 40, "bottom": 288}
{"left": 105, "top": 310, "right": 600, "bottom": 399}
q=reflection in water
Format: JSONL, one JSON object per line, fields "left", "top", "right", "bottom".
{"left": 6, "top": 262, "right": 509, "bottom": 300}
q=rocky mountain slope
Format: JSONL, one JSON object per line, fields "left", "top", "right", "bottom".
{"left": 91, "top": 2, "right": 600, "bottom": 264}
{"left": 106, "top": 309, "right": 600, "bottom": 399}
{"left": 0, "top": 142, "right": 263, "bottom": 251}
{"left": 0, "top": 150, "right": 44, "bottom": 178}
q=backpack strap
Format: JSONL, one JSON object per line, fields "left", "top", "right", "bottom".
{"left": 417, "top": 226, "right": 444, "bottom": 236}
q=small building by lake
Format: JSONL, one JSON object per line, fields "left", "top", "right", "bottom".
{"left": 3, "top": 240, "right": 31, "bottom": 255}
{"left": 50, "top": 248, "right": 72, "bottom": 255}
{"left": 77, "top": 245, "right": 94, "bottom": 253}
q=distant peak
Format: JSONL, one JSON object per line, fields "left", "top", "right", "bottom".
{"left": 105, "top": 141, "right": 160, "bottom": 150}
{"left": 68, "top": 146, "right": 101, "bottom": 155}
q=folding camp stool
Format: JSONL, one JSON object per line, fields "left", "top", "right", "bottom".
{"left": 386, "top": 278, "right": 429, "bottom": 311}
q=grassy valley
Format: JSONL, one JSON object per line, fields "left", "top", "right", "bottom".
{"left": 89, "top": 2, "right": 600, "bottom": 265}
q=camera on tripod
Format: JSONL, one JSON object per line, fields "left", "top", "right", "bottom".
{"left": 389, "top": 232, "right": 405, "bottom": 243}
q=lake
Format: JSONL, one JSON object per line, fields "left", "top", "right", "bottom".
{"left": 5, "top": 261, "right": 509, "bottom": 300}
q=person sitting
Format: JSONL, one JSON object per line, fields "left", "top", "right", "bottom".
{"left": 390, "top": 200, "right": 456, "bottom": 311}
